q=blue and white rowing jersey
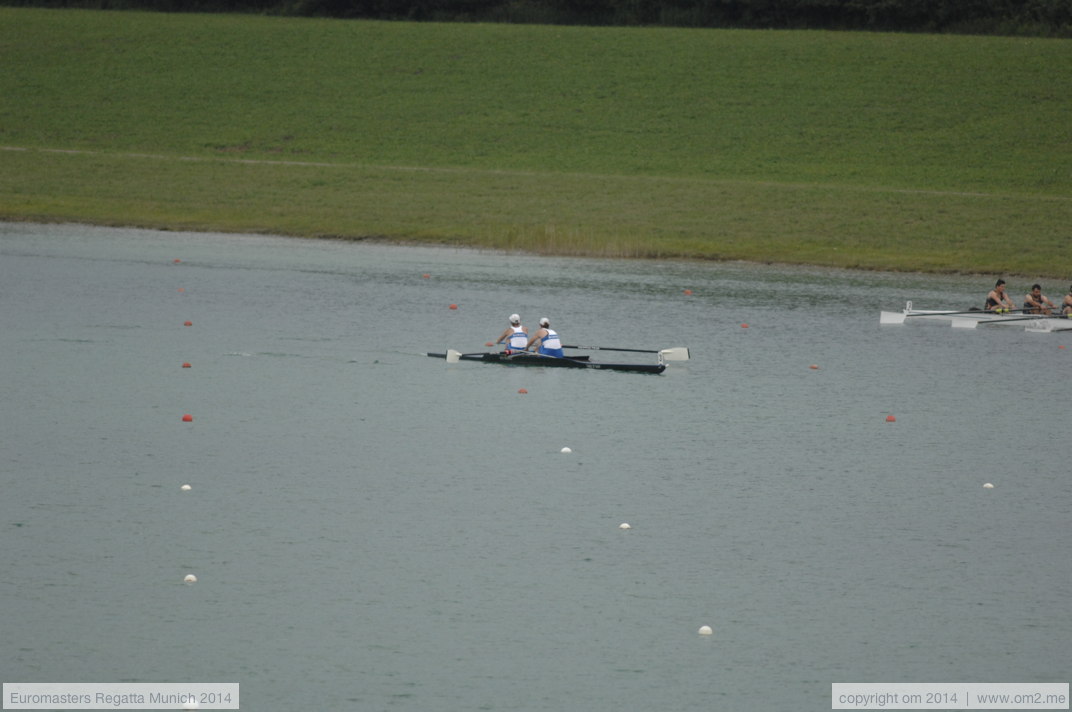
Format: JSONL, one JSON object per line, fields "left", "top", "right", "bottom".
{"left": 538, "top": 328, "right": 564, "bottom": 358}
{"left": 507, "top": 326, "right": 528, "bottom": 351}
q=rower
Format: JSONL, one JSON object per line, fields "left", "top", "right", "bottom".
{"left": 1023, "top": 284, "right": 1055, "bottom": 315}
{"left": 1063, "top": 285, "right": 1072, "bottom": 315}
{"left": 984, "top": 279, "right": 1016, "bottom": 312}
{"left": 493, "top": 313, "right": 529, "bottom": 353}
{"left": 526, "top": 317, "right": 564, "bottom": 358}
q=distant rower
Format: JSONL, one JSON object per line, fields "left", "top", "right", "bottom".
{"left": 1023, "top": 284, "right": 1055, "bottom": 315}
{"left": 984, "top": 279, "right": 1016, "bottom": 312}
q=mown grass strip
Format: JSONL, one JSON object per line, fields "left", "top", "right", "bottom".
{"left": 1, "top": 8, "right": 1069, "bottom": 275}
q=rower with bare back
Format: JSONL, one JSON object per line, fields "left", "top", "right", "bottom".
{"left": 984, "top": 279, "right": 1016, "bottom": 313}
{"left": 1023, "top": 284, "right": 1056, "bottom": 315}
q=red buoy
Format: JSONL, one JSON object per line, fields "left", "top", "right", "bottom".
{"left": 809, "top": 364, "right": 819, "bottom": 370}
{"left": 182, "top": 414, "right": 193, "bottom": 422}
{"left": 518, "top": 388, "right": 528, "bottom": 394}
{"left": 886, "top": 415, "right": 896, "bottom": 422}
{"left": 683, "top": 289, "right": 693, "bottom": 296}
{"left": 183, "top": 321, "right": 193, "bottom": 327}
{"left": 182, "top": 362, "right": 192, "bottom": 369}
{"left": 449, "top": 304, "right": 458, "bottom": 310}
{"left": 422, "top": 273, "right": 430, "bottom": 279}
{"left": 741, "top": 323, "right": 749, "bottom": 328}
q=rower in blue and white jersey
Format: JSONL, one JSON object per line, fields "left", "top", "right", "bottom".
{"left": 527, "top": 317, "right": 564, "bottom": 358}
{"left": 492, "top": 314, "right": 529, "bottom": 353}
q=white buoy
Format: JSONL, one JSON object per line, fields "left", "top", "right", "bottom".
{"left": 180, "top": 484, "right": 192, "bottom": 491}
{"left": 619, "top": 522, "right": 631, "bottom": 530}
{"left": 560, "top": 447, "right": 572, "bottom": 454}
{"left": 698, "top": 625, "right": 713, "bottom": 636}
{"left": 983, "top": 483, "right": 994, "bottom": 489}
{"left": 183, "top": 574, "right": 197, "bottom": 584}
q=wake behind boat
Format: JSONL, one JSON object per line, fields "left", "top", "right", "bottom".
{"left": 426, "top": 345, "right": 689, "bottom": 374}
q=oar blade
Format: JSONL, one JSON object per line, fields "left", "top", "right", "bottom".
{"left": 446, "top": 349, "right": 462, "bottom": 363}
{"left": 950, "top": 317, "right": 978, "bottom": 329}
{"left": 880, "top": 311, "right": 906, "bottom": 325}
{"left": 659, "top": 347, "right": 690, "bottom": 361}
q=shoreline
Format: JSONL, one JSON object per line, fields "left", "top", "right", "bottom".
{"left": 1, "top": 216, "right": 1032, "bottom": 281}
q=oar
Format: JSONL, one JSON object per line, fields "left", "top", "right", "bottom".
{"left": 884, "top": 308, "right": 1028, "bottom": 326}
{"left": 906, "top": 308, "right": 1031, "bottom": 318}
{"left": 905, "top": 309, "right": 995, "bottom": 317}
{"left": 446, "top": 349, "right": 462, "bottom": 363}
{"left": 954, "top": 313, "right": 1069, "bottom": 329}
{"left": 561, "top": 344, "right": 690, "bottom": 361}
{"left": 977, "top": 314, "right": 1070, "bottom": 325}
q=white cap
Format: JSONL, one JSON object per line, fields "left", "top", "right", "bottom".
{"left": 509, "top": 313, "right": 520, "bottom": 324}
{"left": 539, "top": 317, "right": 550, "bottom": 327}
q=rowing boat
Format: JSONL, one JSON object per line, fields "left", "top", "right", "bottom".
{"left": 427, "top": 351, "right": 667, "bottom": 374}
{"left": 880, "top": 301, "right": 1072, "bottom": 330}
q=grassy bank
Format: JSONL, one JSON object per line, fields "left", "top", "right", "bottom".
{"left": 1, "top": 9, "right": 1069, "bottom": 275}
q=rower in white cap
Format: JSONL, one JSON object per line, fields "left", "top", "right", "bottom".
{"left": 526, "top": 317, "right": 564, "bottom": 358}
{"left": 491, "top": 313, "right": 529, "bottom": 353}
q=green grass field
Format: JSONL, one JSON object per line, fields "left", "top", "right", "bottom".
{"left": 2, "top": 8, "right": 1069, "bottom": 275}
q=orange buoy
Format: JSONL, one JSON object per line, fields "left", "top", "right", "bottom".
{"left": 449, "top": 304, "right": 458, "bottom": 310}
{"left": 518, "top": 388, "right": 528, "bottom": 394}
{"left": 182, "top": 362, "right": 192, "bottom": 369}
{"left": 683, "top": 289, "right": 693, "bottom": 296}
{"left": 809, "top": 364, "right": 819, "bottom": 370}
{"left": 886, "top": 415, "right": 896, "bottom": 422}
{"left": 177, "top": 287, "right": 185, "bottom": 293}
{"left": 741, "top": 323, "right": 749, "bottom": 329}
{"left": 173, "top": 259, "right": 182, "bottom": 264}
{"left": 182, "top": 414, "right": 193, "bottom": 422}
{"left": 183, "top": 321, "right": 193, "bottom": 326}
{"left": 422, "top": 273, "right": 430, "bottom": 279}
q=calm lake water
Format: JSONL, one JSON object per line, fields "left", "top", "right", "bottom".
{"left": 1, "top": 222, "right": 1068, "bottom": 711}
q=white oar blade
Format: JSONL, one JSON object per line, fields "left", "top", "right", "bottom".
{"left": 659, "top": 347, "right": 690, "bottom": 361}
{"left": 446, "top": 349, "right": 462, "bottom": 363}
{"left": 950, "top": 318, "right": 978, "bottom": 329}
{"left": 880, "top": 311, "right": 906, "bottom": 325}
